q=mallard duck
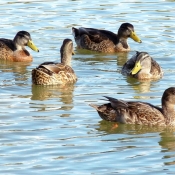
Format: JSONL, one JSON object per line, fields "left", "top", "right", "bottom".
{"left": 72, "top": 23, "right": 142, "bottom": 53}
{"left": 90, "top": 87, "right": 175, "bottom": 126}
{"left": 121, "top": 51, "right": 163, "bottom": 80}
{"left": 0, "top": 31, "right": 39, "bottom": 62}
{"left": 32, "top": 39, "right": 77, "bottom": 85}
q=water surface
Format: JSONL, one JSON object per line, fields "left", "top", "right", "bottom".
{"left": 0, "top": 0, "right": 175, "bottom": 174}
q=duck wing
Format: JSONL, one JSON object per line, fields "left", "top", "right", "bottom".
{"left": 103, "top": 96, "right": 128, "bottom": 108}
{"left": 121, "top": 54, "right": 138, "bottom": 75}
{"left": 75, "top": 27, "right": 119, "bottom": 44}
{"left": 126, "top": 101, "right": 165, "bottom": 125}
{"left": 38, "top": 61, "right": 75, "bottom": 74}
{"left": 150, "top": 57, "right": 163, "bottom": 77}
{"left": 0, "top": 38, "right": 16, "bottom": 51}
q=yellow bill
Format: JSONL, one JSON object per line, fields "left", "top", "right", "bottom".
{"left": 130, "top": 31, "right": 142, "bottom": 43}
{"left": 131, "top": 60, "right": 141, "bottom": 75}
{"left": 27, "top": 40, "right": 39, "bottom": 52}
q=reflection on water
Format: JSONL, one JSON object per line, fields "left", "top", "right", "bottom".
{"left": 0, "top": 60, "right": 31, "bottom": 73}
{"left": 97, "top": 120, "right": 175, "bottom": 166}
{"left": 116, "top": 52, "right": 129, "bottom": 66}
{"left": 31, "top": 84, "right": 74, "bottom": 102}
{"left": 126, "top": 76, "right": 152, "bottom": 93}
{"left": 75, "top": 49, "right": 129, "bottom": 66}
{"left": 97, "top": 120, "right": 166, "bottom": 134}
{"left": 159, "top": 131, "right": 175, "bottom": 166}
{"left": 159, "top": 131, "right": 175, "bottom": 152}
{"left": 123, "top": 74, "right": 164, "bottom": 100}
{"left": 31, "top": 84, "right": 75, "bottom": 117}
{"left": 0, "top": 60, "right": 31, "bottom": 86}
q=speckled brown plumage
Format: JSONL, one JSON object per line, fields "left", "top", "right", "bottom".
{"left": 90, "top": 87, "right": 175, "bottom": 126}
{"left": 32, "top": 39, "right": 77, "bottom": 85}
{"left": 32, "top": 63, "right": 77, "bottom": 85}
{"left": 72, "top": 23, "right": 142, "bottom": 53}
{"left": 0, "top": 31, "right": 39, "bottom": 62}
{"left": 122, "top": 51, "right": 163, "bottom": 80}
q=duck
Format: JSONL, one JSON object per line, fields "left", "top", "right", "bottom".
{"left": 72, "top": 23, "right": 142, "bottom": 53}
{"left": 0, "top": 31, "right": 39, "bottom": 62}
{"left": 32, "top": 38, "right": 77, "bottom": 85}
{"left": 90, "top": 87, "right": 175, "bottom": 126}
{"left": 121, "top": 51, "right": 163, "bottom": 80}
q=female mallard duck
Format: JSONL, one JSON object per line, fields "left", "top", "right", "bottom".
{"left": 72, "top": 23, "right": 142, "bottom": 53}
{"left": 0, "top": 31, "right": 39, "bottom": 62}
{"left": 90, "top": 87, "right": 175, "bottom": 126}
{"left": 32, "top": 39, "right": 77, "bottom": 85}
{"left": 121, "top": 51, "right": 163, "bottom": 80}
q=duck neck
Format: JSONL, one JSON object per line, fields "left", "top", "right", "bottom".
{"left": 162, "top": 103, "right": 175, "bottom": 125}
{"left": 135, "top": 66, "right": 152, "bottom": 79}
{"left": 61, "top": 52, "right": 72, "bottom": 67}
{"left": 13, "top": 37, "right": 24, "bottom": 51}
{"left": 119, "top": 37, "right": 129, "bottom": 49}
{"left": 162, "top": 101, "right": 174, "bottom": 113}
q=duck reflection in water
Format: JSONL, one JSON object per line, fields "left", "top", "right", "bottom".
{"left": 31, "top": 84, "right": 75, "bottom": 117}
{"left": 96, "top": 121, "right": 175, "bottom": 165}
{"left": 125, "top": 75, "right": 162, "bottom": 95}
{"left": 0, "top": 60, "right": 31, "bottom": 85}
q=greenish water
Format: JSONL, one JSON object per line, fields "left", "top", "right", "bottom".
{"left": 0, "top": 0, "right": 175, "bottom": 174}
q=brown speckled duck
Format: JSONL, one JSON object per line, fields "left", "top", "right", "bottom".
{"left": 0, "top": 31, "right": 39, "bottom": 62}
{"left": 121, "top": 51, "right": 163, "bottom": 80}
{"left": 90, "top": 87, "right": 175, "bottom": 126}
{"left": 32, "top": 39, "right": 77, "bottom": 85}
{"left": 72, "top": 23, "right": 142, "bottom": 53}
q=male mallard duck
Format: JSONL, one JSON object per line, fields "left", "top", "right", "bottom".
{"left": 121, "top": 51, "right": 163, "bottom": 80}
{"left": 0, "top": 31, "right": 39, "bottom": 62}
{"left": 32, "top": 39, "right": 77, "bottom": 85}
{"left": 72, "top": 23, "right": 142, "bottom": 53}
{"left": 90, "top": 87, "right": 175, "bottom": 126}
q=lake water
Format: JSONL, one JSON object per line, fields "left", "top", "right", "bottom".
{"left": 0, "top": 0, "right": 175, "bottom": 174}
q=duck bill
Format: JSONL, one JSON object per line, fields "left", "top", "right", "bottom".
{"left": 27, "top": 40, "right": 39, "bottom": 52}
{"left": 130, "top": 31, "right": 142, "bottom": 43}
{"left": 131, "top": 61, "right": 141, "bottom": 75}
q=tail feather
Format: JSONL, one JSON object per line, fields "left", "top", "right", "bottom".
{"left": 72, "top": 27, "right": 79, "bottom": 38}
{"left": 104, "top": 96, "right": 128, "bottom": 108}
{"left": 89, "top": 103, "right": 99, "bottom": 110}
